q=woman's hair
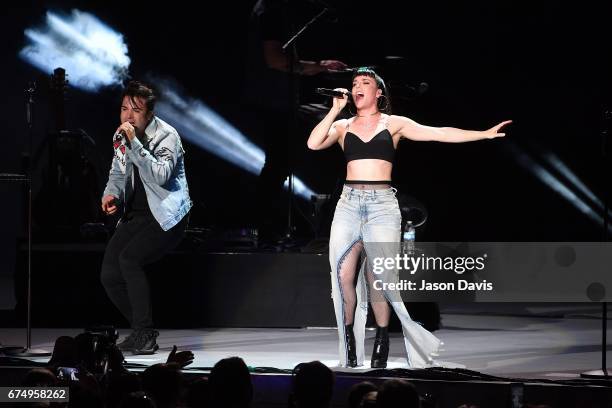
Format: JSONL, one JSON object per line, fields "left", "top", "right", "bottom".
{"left": 351, "top": 67, "right": 392, "bottom": 114}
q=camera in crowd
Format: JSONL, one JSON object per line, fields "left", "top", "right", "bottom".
{"left": 84, "top": 325, "right": 119, "bottom": 376}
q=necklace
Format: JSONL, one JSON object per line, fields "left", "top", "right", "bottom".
{"left": 353, "top": 113, "right": 382, "bottom": 133}
{"left": 356, "top": 111, "right": 381, "bottom": 118}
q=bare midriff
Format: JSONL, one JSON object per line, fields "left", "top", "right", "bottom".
{"left": 345, "top": 159, "right": 392, "bottom": 189}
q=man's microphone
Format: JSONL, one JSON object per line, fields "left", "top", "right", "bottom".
{"left": 316, "top": 88, "right": 351, "bottom": 99}
{"left": 114, "top": 129, "right": 131, "bottom": 148}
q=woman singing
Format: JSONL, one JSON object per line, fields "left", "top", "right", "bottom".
{"left": 307, "top": 67, "right": 510, "bottom": 368}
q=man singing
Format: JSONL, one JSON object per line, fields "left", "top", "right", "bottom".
{"left": 100, "top": 81, "right": 191, "bottom": 354}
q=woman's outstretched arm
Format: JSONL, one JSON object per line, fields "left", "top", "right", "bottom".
{"left": 393, "top": 115, "right": 512, "bottom": 143}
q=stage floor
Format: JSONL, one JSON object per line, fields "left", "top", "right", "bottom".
{"left": 2, "top": 312, "right": 610, "bottom": 381}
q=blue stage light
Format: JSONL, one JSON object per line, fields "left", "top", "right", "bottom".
{"left": 20, "top": 9, "right": 130, "bottom": 92}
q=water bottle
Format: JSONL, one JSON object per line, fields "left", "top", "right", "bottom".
{"left": 402, "top": 220, "right": 415, "bottom": 255}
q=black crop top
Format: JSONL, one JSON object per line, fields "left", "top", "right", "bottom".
{"left": 343, "top": 128, "right": 396, "bottom": 163}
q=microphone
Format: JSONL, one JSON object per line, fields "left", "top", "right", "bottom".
{"left": 316, "top": 88, "right": 351, "bottom": 99}
{"left": 114, "top": 130, "right": 129, "bottom": 140}
{"left": 114, "top": 130, "right": 131, "bottom": 148}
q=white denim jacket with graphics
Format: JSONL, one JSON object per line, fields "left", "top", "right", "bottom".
{"left": 103, "top": 116, "right": 192, "bottom": 231}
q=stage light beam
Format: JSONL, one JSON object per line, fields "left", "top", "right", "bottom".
{"left": 154, "top": 79, "right": 316, "bottom": 199}
{"left": 20, "top": 9, "right": 130, "bottom": 92}
{"left": 506, "top": 142, "right": 611, "bottom": 231}
{"left": 542, "top": 152, "right": 607, "bottom": 213}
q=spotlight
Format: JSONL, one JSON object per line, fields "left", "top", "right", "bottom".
{"left": 20, "top": 9, "right": 130, "bottom": 92}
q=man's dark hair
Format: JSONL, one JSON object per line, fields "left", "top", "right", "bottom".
{"left": 291, "top": 361, "right": 335, "bottom": 408}
{"left": 376, "top": 379, "right": 420, "bottom": 408}
{"left": 121, "top": 80, "right": 156, "bottom": 112}
{"left": 142, "top": 363, "right": 182, "bottom": 408}
{"left": 22, "top": 368, "right": 58, "bottom": 387}
{"left": 347, "top": 381, "right": 378, "bottom": 408}
{"left": 209, "top": 357, "right": 253, "bottom": 408}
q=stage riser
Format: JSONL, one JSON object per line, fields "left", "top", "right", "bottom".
{"left": 14, "top": 247, "right": 441, "bottom": 329}
{"left": 14, "top": 248, "right": 337, "bottom": 328}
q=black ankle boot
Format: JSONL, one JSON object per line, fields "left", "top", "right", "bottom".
{"left": 345, "top": 324, "right": 358, "bottom": 367}
{"left": 371, "top": 325, "right": 389, "bottom": 368}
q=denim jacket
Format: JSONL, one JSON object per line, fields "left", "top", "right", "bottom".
{"left": 103, "top": 116, "right": 192, "bottom": 231}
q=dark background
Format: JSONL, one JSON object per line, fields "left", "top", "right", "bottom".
{"left": 2, "top": 0, "right": 611, "bottom": 243}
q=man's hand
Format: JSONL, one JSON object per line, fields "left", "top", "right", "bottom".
{"left": 319, "top": 60, "right": 347, "bottom": 72}
{"left": 166, "top": 345, "right": 194, "bottom": 368}
{"left": 101, "top": 195, "right": 118, "bottom": 215}
{"left": 300, "top": 60, "right": 348, "bottom": 76}
{"left": 116, "top": 122, "right": 136, "bottom": 141}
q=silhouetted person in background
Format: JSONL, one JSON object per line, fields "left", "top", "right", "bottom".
{"left": 347, "top": 381, "right": 377, "bottom": 408}
{"left": 118, "top": 391, "right": 156, "bottom": 408}
{"left": 244, "top": 0, "right": 346, "bottom": 244}
{"left": 209, "top": 357, "right": 253, "bottom": 408}
{"left": 376, "top": 379, "right": 420, "bottom": 408}
{"left": 142, "top": 363, "right": 183, "bottom": 408}
{"left": 290, "top": 361, "right": 335, "bottom": 408}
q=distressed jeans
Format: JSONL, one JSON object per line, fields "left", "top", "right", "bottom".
{"left": 329, "top": 185, "right": 442, "bottom": 367}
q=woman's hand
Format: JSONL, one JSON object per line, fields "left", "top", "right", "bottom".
{"left": 484, "top": 120, "right": 513, "bottom": 139}
{"left": 331, "top": 88, "right": 350, "bottom": 112}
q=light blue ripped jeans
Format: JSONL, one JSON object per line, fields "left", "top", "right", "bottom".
{"left": 329, "top": 185, "right": 442, "bottom": 368}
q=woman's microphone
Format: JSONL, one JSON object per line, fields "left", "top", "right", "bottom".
{"left": 316, "top": 88, "right": 351, "bottom": 100}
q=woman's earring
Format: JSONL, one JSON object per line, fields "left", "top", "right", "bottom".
{"left": 377, "top": 95, "right": 390, "bottom": 112}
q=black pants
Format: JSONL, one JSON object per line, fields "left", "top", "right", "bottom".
{"left": 100, "top": 213, "right": 187, "bottom": 329}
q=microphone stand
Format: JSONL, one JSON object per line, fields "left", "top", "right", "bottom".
{"left": 2, "top": 82, "right": 51, "bottom": 357}
{"left": 581, "top": 108, "right": 612, "bottom": 378}
{"left": 280, "top": 6, "right": 329, "bottom": 248}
